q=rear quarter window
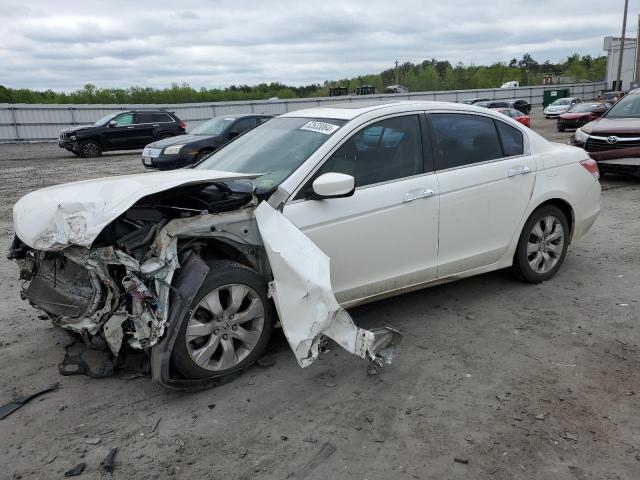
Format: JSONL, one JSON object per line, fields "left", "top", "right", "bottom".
{"left": 154, "top": 113, "right": 174, "bottom": 123}
{"left": 496, "top": 121, "right": 524, "bottom": 157}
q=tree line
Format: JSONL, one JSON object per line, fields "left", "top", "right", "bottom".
{"left": 0, "top": 54, "right": 606, "bottom": 104}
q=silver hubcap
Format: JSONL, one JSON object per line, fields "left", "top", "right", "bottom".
{"left": 527, "top": 215, "right": 565, "bottom": 274}
{"left": 186, "top": 284, "right": 264, "bottom": 371}
{"left": 82, "top": 143, "right": 99, "bottom": 156}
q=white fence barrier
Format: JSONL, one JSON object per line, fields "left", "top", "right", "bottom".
{"left": 0, "top": 82, "right": 607, "bottom": 142}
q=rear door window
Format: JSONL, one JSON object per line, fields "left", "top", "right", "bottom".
{"left": 430, "top": 113, "right": 503, "bottom": 169}
{"left": 136, "top": 113, "right": 155, "bottom": 124}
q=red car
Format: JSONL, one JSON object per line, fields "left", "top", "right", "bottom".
{"left": 557, "top": 102, "right": 610, "bottom": 132}
{"left": 491, "top": 107, "right": 531, "bottom": 127}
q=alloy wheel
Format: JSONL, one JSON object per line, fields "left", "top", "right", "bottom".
{"left": 185, "top": 283, "right": 265, "bottom": 372}
{"left": 526, "top": 215, "right": 565, "bottom": 274}
{"left": 82, "top": 142, "right": 99, "bottom": 157}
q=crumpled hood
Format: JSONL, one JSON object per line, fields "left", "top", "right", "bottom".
{"left": 13, "top": 169, "right": 257, "bottom": 251}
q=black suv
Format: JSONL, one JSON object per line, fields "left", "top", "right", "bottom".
{"left": 142, "top": 114, "right": 272, "bottom": 170}
{"left": 58, "top": 109, "right": 186, "bottom": 157}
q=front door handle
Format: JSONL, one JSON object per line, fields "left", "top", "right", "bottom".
{"left": 127, "top": 126, "right": 135, "bottom": 129}
{"left": 508, "top": 165, "right": 531, "bottom": 177}
{"left": 403, "top": 188, "right": 436, "bottom": 203}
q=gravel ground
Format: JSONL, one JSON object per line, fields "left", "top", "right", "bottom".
{"left": 0, "top": 109, "right": 639, "bottom": 480}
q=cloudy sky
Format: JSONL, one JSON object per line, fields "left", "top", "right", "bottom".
{"left": 0, "top": 0, "right": 634, "bottom": 90}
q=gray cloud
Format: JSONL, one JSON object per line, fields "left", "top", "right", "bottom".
{"left": 0, "top": 0, "right": 631, "bottom": 90}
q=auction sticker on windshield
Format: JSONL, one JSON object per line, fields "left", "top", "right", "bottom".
{"left": 300, "top": 121, "right": 340, "bottom": 135}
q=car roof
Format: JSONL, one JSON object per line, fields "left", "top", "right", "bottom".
{"left": 279, "top": 101, "right": 510, "bottom": 120}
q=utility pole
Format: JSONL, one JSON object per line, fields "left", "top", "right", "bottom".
{"left": 395, "top": 60, "right": 399, "bottom": 85}
{"left": 615, "top": 0, "right": 629, "bottom": 92}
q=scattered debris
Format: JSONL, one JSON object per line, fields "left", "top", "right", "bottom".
{"left": 298, "top": 442, "right": 337, "bottom": 477}
{"left": 150, "top": 417, "right": 162, "bottom": 433}
{"left": 325, "top": 383, "right": 337, "bottom": 388}
{"left": 85, "top": 437, "right": 101, "bottom": 445}
{"left": 37, "top": 312, "right": 49, "bottom": 320}
{"left": 101, "top": 447, "right": 118, "bottom": 473}
{"left": 41, "top": 454, "right": 57, "bottom": 464}
{"left": 551, "top": 362, "right": 577, "bottom": 367}
{"left": 64, "top": 462, "right": 86, "bottom": 477}
{"left": 0, "top": 383, "right": 59, "bottom": 420}
{"left": 302, "top": 438, "right": 318, "bottom": 444}
{"left": 207, "top": 404, "right": 216, "bottom": 410}
{"left": 535, "top": 413, "right": 550, "bottom": 420}
{"left": 280, "top": 435, "right": 289, "bottom": 441}
{"left": 454, "top": 457, "right": 469, "bottom": 464}
{"left": 560, "top": 432, "right": 578, "bottom": 442}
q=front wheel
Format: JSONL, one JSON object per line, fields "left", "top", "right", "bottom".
{"left": 78, "top": 140, "right": 102, "bottom": 158}
{"left": 511, "top": 205, "right": 570, "bottom": 283}
{"left": 171, "top": 260, "right": 274, "bottom": 380}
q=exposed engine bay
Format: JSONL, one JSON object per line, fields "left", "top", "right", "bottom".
{"left": 9, "top": 174, "right": 400, "bottom": 389}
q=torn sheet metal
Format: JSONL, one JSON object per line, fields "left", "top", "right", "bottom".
{"left": 254, "top": 201, "right": 400, "bottom": 368}
{"left": 12, "top": 169, "right": 259, "bottom": 251}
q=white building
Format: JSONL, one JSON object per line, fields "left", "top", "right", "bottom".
{"left": 604, "top": 36, "right": 638, "bottom": 90}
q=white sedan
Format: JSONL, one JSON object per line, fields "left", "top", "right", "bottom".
{"left": 11, "top": 102, "right": 601, "bottom": 388}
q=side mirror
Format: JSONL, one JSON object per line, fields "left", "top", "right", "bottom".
{"left": 228, "top": 130, "right": 240, "bottom": 139}
{"left": 107, "top": 120, "right": 117, "bottom": 128}
{"left": 311, "top": 173, "right": 355, "bottom": 199}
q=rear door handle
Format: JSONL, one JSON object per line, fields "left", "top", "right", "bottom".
{"left": 403, "top": 188, "right": 436, "bottom": 203}
{"left": 127, "top": 126, "right": 135, "bottom": 129}
{"left": 508, "top": 165, "right": 531, "bottom": 177}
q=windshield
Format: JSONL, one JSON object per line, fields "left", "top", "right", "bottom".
{"left": 190, "top": 116, "right": 235, "bottom": 136}
{"left": 196, "top": 117, "right": 346, "bottom": 192}
{"left": 93, "top": 112, "right": 119, "bottom": 126}
{"left": 569, "top": 103, "right": 600, "bottom": 113}
{"left": 605, "top": 93, "right": 640, "bottom": 118}
{"left": 551, "top": 98, "right": 572, "bottom": 106}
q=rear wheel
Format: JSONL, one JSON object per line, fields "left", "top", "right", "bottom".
{"left": 511, "top": 205, "right": 569, "bottom": 283}
{"left": 172, "top": 260, "right": 274, "bottom": 379}
{"left": 78, "top": 140, "right": 102, "bottom": 158}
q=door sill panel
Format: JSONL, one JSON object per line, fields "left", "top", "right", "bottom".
{"left": 340, "top": 258, "right": 513, "bottom": 310}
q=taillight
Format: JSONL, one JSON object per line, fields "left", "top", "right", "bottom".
{"left": 178, "top": 121, "right": 186, "bottom": 130}
{"left": 580, "top": 158, "right": 599, "bottom": 179}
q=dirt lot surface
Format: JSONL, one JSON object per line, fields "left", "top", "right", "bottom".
{"left": 1, "top": 109, "right": 639, "bottom": 479}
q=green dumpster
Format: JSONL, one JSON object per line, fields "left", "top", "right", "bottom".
{"left": 543, "top": 88, "right": 570, "bottom": 108}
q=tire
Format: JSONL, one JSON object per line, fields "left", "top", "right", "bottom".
{"left": 172, "top": 260, "right": 274, "bottom": 380}
{"left": 78, "top": 140, "right": 102, "bottom": 158}
{"left": 196, "top": 149, "right": 213, "bottom": 162}
{"left": 511, "top": 205, "right": 570, "bottom": 283}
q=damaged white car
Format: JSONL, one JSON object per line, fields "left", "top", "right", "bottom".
{"left": 9, "top": 102, "right": 601, "bottom": 389}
